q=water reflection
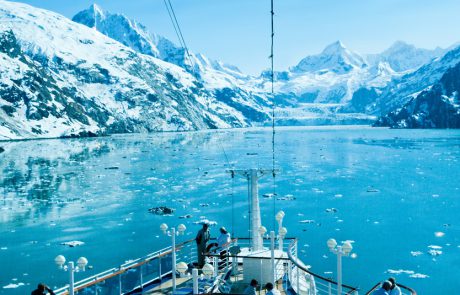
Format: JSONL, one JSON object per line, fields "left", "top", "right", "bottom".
{"left": 0, "top": 139, "right": 111, "bottom": 225}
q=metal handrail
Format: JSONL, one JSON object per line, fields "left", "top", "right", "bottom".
{"left": 286, "top": 239, "right": 359, "bottom": 295}
{"left": 365, "top": 282, "right": 417, "bottom": 295}
{"left": 53, "top": 238, "right": 196, "bottom": 295}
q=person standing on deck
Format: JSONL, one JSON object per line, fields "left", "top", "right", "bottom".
{"left": 244, "top": 279, "right": 259, "bottom": 295}
{"left": 31, "top": 283, "right": 55, "bottom": 295}
{"left": 216, "top": 226, "right": 231, "bottom": 269}
{"left": 216, "top": 227, "right": 231, "bottom": 249}
{"left": 372, "top": 281, "right": 391, "bottom": 295}
{"left": 388, "top": 277, "right": 402, "bottom": 295}
{"left": 195, "top": 223, "right": 210, "bottom": 268}
{"left": 265, "top": 282, "right": 281, "bottom": 295}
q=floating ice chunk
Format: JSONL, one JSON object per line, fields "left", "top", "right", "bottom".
{"left": 428, "top": 249, "right": 442, "bottom": 256}
{"left": 428, "top": 245, "right": 442, "bottom": 249}
{"left": 277, "top": 195, "right": 296, "bottom": 201}
{"left": 1, "top": 247, "right": 7, "bottom": 250}
{"left": 263, "top": 193, "right": 276, "bottom": 198}
{"left": 410, "top": 251, "right": 423, "bottom": 257}
{"left": 299, "top": 220, "right": 315, "bottom": 224}
{"left": 179, "top": 214, "right": 192, "bottom": 219}
{"left": 61, "top": 241, "right": 85, "bottom": 247}
{"left": 434, "top": 232, "right": 445, "bottom": 237}
{"left": 193, "top": 219, "right": 217, "bottom": 226}
{"left": 325, "top": 208, "right": 338, "bottom": 213}
{"left": 366, "top": 187, "right": 379, "bottom": 193}
{"left": 2, "top": 283, "right": 25, "bottom": 289}
{"left": 387, "top": 269, "right": 415, "bottom": 275}
{"left": 409, "top": 273, "right": 429, "bottom": 279}
{"left": 432, "top": 194, "right": 439, "bottom": 198}
{"left": 334, "top": 194, "right": 343, "bottom": 198}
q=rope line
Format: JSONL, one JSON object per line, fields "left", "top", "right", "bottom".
{"left": 163, "top": 0, "right": 196, "bottom": 75}
{"left": 270, "top": 0, "right": 277, "bottom": 231}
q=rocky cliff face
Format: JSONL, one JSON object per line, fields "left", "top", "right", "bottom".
{"left": 375, "top": 62, "right": 460, "bottom": 128}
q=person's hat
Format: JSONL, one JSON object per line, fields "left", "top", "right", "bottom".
{"left": 220, "top": 226, "right": 227, "bottom": 232}
{"left": 382, "top": 281, "right": 392, "bottom": 290}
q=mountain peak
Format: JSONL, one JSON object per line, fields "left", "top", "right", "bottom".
{"left": 72, "top": 3, "right": 107, "bottom": 28}
{"left": 88, "top": 3, "right": 105, "bottom": 17}
{"left": 322, "top": 40, "right": 348, "bottom": 55}
{"left": 292, "top": 40, "right": 366, "bottom": 74}
{"left": 386, "top": 40, "right": 416, "bottom": 53}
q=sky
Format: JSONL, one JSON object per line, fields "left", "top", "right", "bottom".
{"left": 14, "top": 0, "right": 460, "bottom": 75}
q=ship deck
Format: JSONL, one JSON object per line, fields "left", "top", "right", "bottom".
{"left": 145, "top": 265, "right": 286, "bottom": 295}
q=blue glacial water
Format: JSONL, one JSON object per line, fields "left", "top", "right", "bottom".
{"left": 0, "top": 126, "right": 459, "bottom": 294}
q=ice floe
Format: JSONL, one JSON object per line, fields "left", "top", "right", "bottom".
{"left": 2, "top": 283, "right": 24, "bottom": 289}
{"left": 61, "top": 241, "right": 85, "bottom": 247}
{"left": 193, "top": 219, "right": 217, "bottom": 226}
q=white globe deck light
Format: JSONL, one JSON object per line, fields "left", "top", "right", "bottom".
{"left": 55, "top": 255, "right": 66, "bottom": 268}
{"left": 327, "top": 238, "right": 337, "bottom": 250}
{"left": 342, "top": 241, "right": 353, "bottom": 255}
{"left": 259, "top": 225, "right": 267, "bottom": 236}
{"left": 54, "top": 255, "right": 88, "bottom": 295}
{"left": 177, "top": 224, "right": 186, "bottom": 235}
{"left": 202, "top": 263, "right": 214, "bottom": 277}
{"left": 159, "top": 223, "right": 187, "bottom": 291}
{"left": 77, "top": 257, "right": 88, "bottom": 270}
{"left": 160, "top": 223, "right": 168, "bottom": 233}
{"left": 327, "top": 238, "right": 354, "bottom": 295}
{"left": 279, "top": 226, "right": 287, "bottom": 238}
{"left": 176, "top": 262, "right": 188, "bottom": 275}
{"left": 275, "top": 210, "right": 285, "bottom": 222}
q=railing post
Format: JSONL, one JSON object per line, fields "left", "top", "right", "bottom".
{"left": 270, "top": 231, "right": 276, "bottom": 283}
{"left": 337, "top": 246, "right": 342, "bottom": 295}
{"left": 296, "top": 265, "right": 300, "bottom": 294}
{"left": 328, "top": 282, "right": 332, "bottom": 295}
{"left": 288, "top": 261, "right": 291, "bottom": 284}
{"left": 213, "top": 256, "right": 218, "bottom": 277}
{"left": 159, "top": 255, "right": 162, "bottom": 280}
{"left": 68, "top": 262, "right": 75, "bottom": 295}
{"left": 118, "top": 267, "right": 122, "bottom": 295}
{"left": 140, "top": 264, "right": 143, "bottom": 291}
{"left": 193, "top": 268, "right": 199, "bottom": 294}
{"left": 172, "top": 228, "right": 177, "bottom": 292}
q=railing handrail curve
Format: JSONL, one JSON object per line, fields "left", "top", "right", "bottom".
{"left": 286, "top": 239, "right": 359, "bottom": 294}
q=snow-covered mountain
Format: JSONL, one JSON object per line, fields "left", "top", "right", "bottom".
{"left": 375, "top": 61, "right": 460, "bottom": 128}
{"left": 0, "top": 0, "right": 456, "bottom": 140}
{"left": 0, "top": 0, "right": 270, "bottom": 140}
{"left": 366, "top": 41, "right": 445, "bottom": 72}
{"left": 351, "top": 42, "right": 460, "bottom": 119}
{"left": 291, "top": 41, "right": 367, "bottom": 74}
{"left": 74, "top": 6, "right": 439, "bottom": 125}
{"left": 72, "top": 4, "right": 250, "bottom": 86}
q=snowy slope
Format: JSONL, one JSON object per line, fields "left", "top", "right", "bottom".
{"left": 366, "top": 41, "right": 445, "bottom": 72}
{"left": 291, "top": 41, "right": 367, "bottom": 74}
{"left": 72, "top": 5, "right": 251, "bottom": 88}
{"left": 375, "top": 61, "right": 460, "bottom": 128}
{"left": 0, "top": 0, "right": 268, "bottom": 140}
{"left": 359, "top": 44, "right": 460, "bottom": 116}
